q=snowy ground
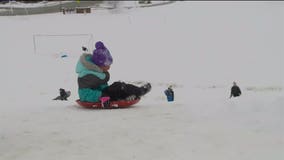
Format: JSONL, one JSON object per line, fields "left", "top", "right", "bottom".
{"left": 0, "top": 1, "right": 283, "bottom": 160}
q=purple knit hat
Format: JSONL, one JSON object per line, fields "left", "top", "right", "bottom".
{"left": 91, "top": 41, "right": 113, "bottom": 67}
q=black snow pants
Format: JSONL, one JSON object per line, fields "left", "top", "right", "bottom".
{"left": 102, "top": 81, "right": 142, "bottom": 101}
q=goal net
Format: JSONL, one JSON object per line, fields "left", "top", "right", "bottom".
{"left": 33, "top": 34, "right": 94, "bottom": 56}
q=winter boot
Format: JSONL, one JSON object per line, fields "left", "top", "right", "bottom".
{"left": 139, "top": 83, "right": 151, "bottom": 97}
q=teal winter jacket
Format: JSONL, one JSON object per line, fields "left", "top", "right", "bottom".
{"left": 76, "top": 54, "right": 110, "bottom": 102}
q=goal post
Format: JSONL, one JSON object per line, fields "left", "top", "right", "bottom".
{"left": 33, "top": 34, "right": 94, "bottom": 56}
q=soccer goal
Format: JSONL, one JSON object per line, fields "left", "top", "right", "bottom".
{"left": 33, "top": 34, "right": 94, "bottom": 56}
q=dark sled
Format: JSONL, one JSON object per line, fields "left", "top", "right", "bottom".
{"left": 76, "top": 98, "right": 140, "bottom": 109}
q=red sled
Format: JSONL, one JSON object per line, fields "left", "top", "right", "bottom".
{"left": 76, "top": 98, "right": 140, "bottom": 109}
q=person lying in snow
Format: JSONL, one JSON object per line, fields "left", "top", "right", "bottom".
{"left": 53, "top": 88, "right": 70, "bottom": 100}
{"left": 76, "top": 41, "right": 151, "bottom": 102}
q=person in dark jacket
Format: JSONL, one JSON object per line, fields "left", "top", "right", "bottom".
{"left": 230, "top": 82, "right": 242, "bottom": 98}
{"left": 164, "top": 85, "right": 174, "bottom": 102}
{"left": 53, "top": 88, "right": 70, "bottom": 100}
{"left": 76, "top": 41, "right": 151, "bottom": 102}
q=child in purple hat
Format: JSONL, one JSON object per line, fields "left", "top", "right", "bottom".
{"left": 76, "top": 41, "right": 151, "bottom": 102}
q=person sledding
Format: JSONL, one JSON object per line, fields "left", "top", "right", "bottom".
{"left": 76, "top": 41, "right": 151, "bottom": 104}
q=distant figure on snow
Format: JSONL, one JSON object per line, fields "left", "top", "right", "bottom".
{"left": 53, "top": 88, "right": 71, "bottom": 100}
{"left": 164, "top": 85, "right": 174, "bottom": 102}
{"left": 82, "top": 46, "right": 88, "bottom": 52}
{"left": 82, "top": 46, "right": 90, "bottom": 55}
{"left": 230, "top": 82, "right": 241, "bottom": 98}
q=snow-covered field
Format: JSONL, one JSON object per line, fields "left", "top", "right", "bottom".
{"left": 0, "top": 1, "right": 283, "bottom": 160}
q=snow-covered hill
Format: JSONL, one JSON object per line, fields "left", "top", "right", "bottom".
{"left": 0, "top": 1, "right": 283, "bottom": 160}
